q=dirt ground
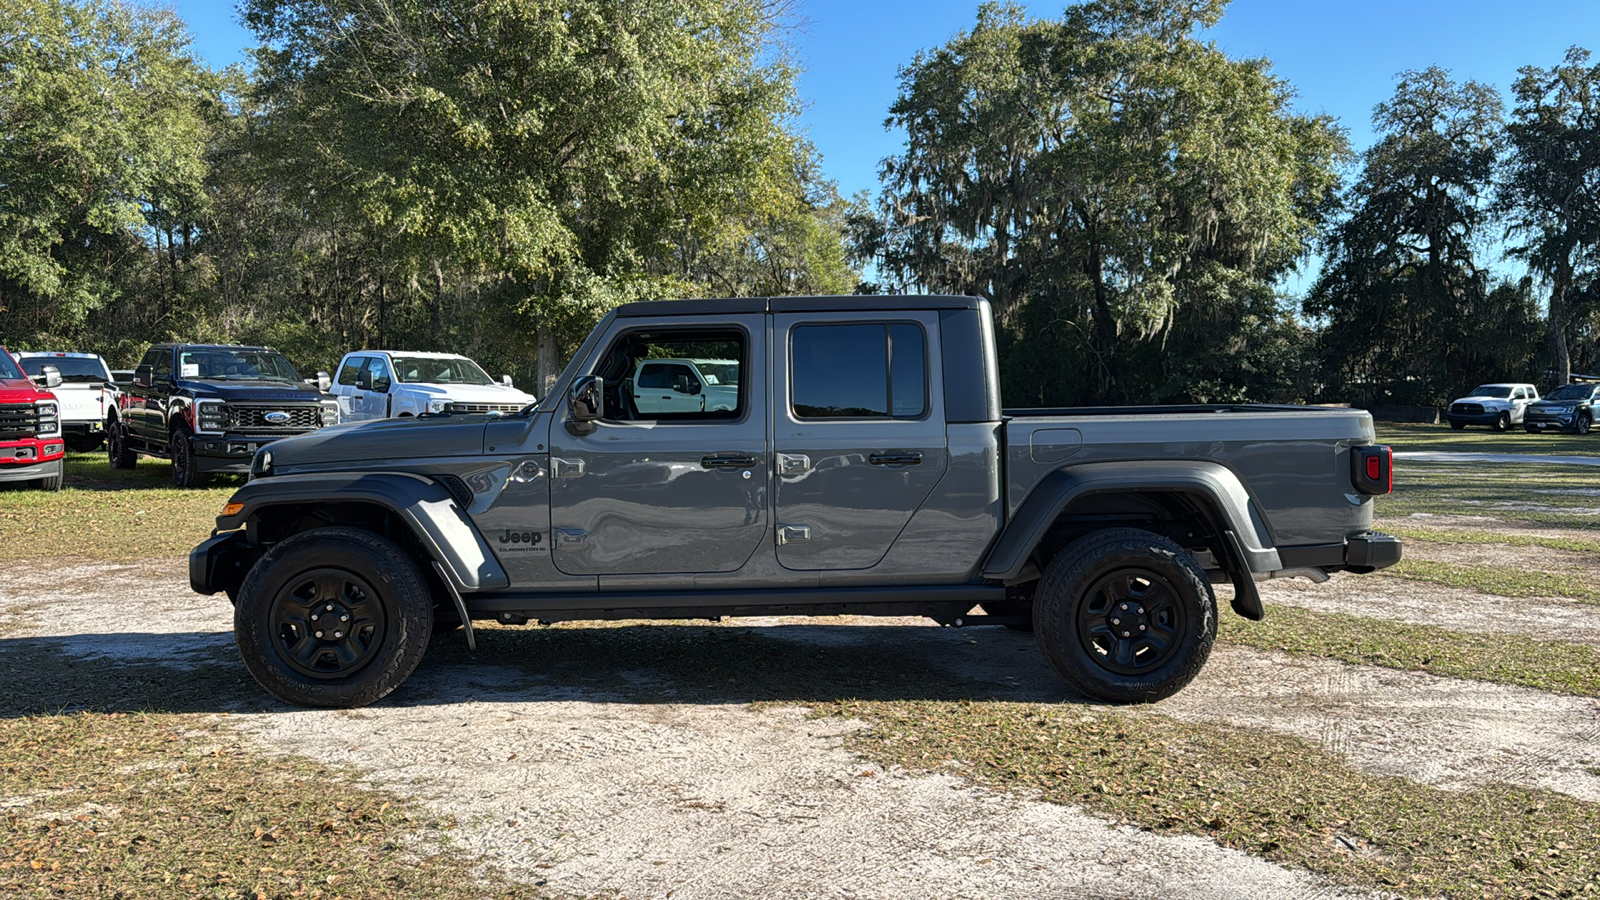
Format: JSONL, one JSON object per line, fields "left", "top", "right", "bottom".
{"left": 6, "top": 555, "right": 1597, "bottom": 898}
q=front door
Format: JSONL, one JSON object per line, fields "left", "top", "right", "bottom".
{"left": 772, "top": 312, "right": 948, "bottom": 571}
{"left": 548, "top": 317, "right": 768, "bottom": 577}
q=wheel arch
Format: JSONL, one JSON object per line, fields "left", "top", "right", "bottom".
{"left": 196, "top": 472, "right": 509, "bottom": 596}
{"left": 981, "top": 461, "right": 1280, "bottom": 619}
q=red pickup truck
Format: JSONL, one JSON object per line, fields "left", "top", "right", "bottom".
{"left": 0, "top": 347, "right": 65, "bottom": 491}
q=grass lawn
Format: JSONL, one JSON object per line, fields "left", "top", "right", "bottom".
{"left": 1376, "top": 421, "right": 1600, "bottom": 455}
{"left": 0, "top": 452, "right": 237, "bottom": 562}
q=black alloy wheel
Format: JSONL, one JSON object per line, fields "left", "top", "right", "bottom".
{"left": 170, "top": 426, "right": 205, "bottom": 487}
{"left": 234, "top": 526, "right": 432, "bottom": 708}
{"left": 268, "top": 569, "right": 388, "bottom": 680}
{"left": 1578, "top": 412, "right": 1592, "bottom": 436}
{"left": 1034, "top": 528, "right": 1216, "bottom": 703}
{"left": 107, "top": 421, "right": 136, "bottom": 469}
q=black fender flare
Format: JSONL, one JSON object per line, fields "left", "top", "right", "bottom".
{"left": 195, "top": 471, "right": 510, "bottom": 595}
{"left": 981, "top": 460, "right": 1281, "bottom": 586}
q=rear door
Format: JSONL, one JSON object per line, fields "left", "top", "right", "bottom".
{"left": 771, "top": 311, "right": 948, "bottom": 571}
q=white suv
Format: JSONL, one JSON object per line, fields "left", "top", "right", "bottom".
{"left": 1447, "top": 382, "right": 1539, "bottom": 431}
{"left": 331, "top": 351, "right": 537, "bottom": 422}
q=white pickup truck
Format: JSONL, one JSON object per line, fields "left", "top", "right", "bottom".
{"left": 330, "top": 351, "right": 537, "bottom": 422}
{"left": 14, "top": 351, "right": 115, "bottom": 451}
{"left": 629, "top": 357, "right": 739, "bottom": 415}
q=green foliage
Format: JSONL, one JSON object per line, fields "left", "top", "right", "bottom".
{"left": 870, "top": 0, "right": 1344, "bottom": 405}
{"left": 1307, "top": 68, "right": 1540, "bottom": 405}
{"left": 1501, "top": 47, "right": 1600, "bottom": 385}
{"left": 0, "top": 0, "right": 219, "bottom": 349}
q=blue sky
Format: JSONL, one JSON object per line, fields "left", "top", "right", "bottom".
{"left": 175, "top": 0, "right": 1600, "bottom": 205}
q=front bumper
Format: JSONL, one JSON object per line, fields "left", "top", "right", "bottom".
{"left": 1524, "top": 412, "right": 1578, "bottom": 430}
{"left": 188, "top": 432, "right": 311, "bottom": 473}
{"left": 0, "top": 456, "right": 63, "bottom": 485}
{"left": 190, "top": 529, "right": 254, "bottom": 596}
{"left": 1447, "top": 411, "right": 1501, "bottom": 426}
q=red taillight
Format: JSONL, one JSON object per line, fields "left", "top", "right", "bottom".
{"left": 1353, "top": 445, "right": 1392, "bottom": 495}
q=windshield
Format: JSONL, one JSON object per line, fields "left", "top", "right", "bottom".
{"left": 177, "top": 348, "right": 303, "bottom": 382}
{"left": 391, "top": 356, "right": 495, "bottom": 385}
{"left": 1466, "top": 385, "right": 1513, "bottom": 398}
{"left": 1546, "top": 385, "right": 1595, "bottom": 401}
{"left": 18, "top": 356, "right": 112, "bottom": 384}
{"left": 0, "top": 351, "right": 23, "bottom": 381}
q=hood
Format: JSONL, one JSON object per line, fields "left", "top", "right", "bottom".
{"left": 1455, "top": 393, "right": 1513, "bottom": 404}
{"left": 182, "top": 380, "right": 327, "bottom": 403}
{"left": 0, "top": 377, "right": 51, "bottom": 403}
{"left": 400, "top": 382, "right": 537, "bottom": 404}
{"left": 261, "top": 413, "right": 499, "bottom": 470}
{"left": 1532, "top": 398, "right": 1587, "bottom": 409}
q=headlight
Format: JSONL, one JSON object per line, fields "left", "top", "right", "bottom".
{"left": 320, "top": 399, "right": 340, "bottom": 426}
{"left": 427, "top": 399, "right": 450, "bottom": 414}
{"left": 195, "top": 400, "right": 227, "bottom": 434}
{"left": 34, "top": 401, "right": 59, "bottom": 437}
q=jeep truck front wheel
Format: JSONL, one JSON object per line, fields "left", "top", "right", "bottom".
{"left": 234, "top": 527, "right": 433, "bottom": 708}
{"left": 1034, "top": 528, "right": 1216, "bottom": 703}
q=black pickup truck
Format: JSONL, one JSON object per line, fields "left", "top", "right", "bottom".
{"left": 108, "top": 344, "right": 339, "bottom": 486}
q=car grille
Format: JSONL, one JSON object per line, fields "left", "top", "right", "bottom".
{"left": 1450, "top": 402, "right": 1485, "bottom": 416}
{"left": 226, "top": 405, "right": 323, "bottom": 431}
{"left": 0, "top": 403, "right": 41, "bottom": 440}
{"left": 1526, "top": 408, "right": 1566, "bottom": 421}
{"left": 447, "top": 402, "right": 524, "bottom": 416}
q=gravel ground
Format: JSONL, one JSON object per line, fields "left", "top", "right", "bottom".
{"left": 7, "top": 557, "right": 1600, "bottom": 897}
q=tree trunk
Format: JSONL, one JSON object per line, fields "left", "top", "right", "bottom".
{"left": 536, "top": 323, "right": 560, "bottom": 397}
{"left": 1549, "top": 266, "right": 1572, "bottom": 386}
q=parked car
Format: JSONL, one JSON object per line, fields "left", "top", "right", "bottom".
{"left": 107, "top": 343, "right": 338, "bottom": 487}
{"left": 1447, "top": 383, "right": 1539, "bottom": 431}
{"left": 14, "top": 351, "right": 115, "bottom": 451}
{"left": 193, "top": 295, "right": 1402, "bottom": 710}
{"left": 628, "top": 357, "right": 739, "bottom": 415}
{"left": 1523, "top": 382, "right": 1600, "bottom": 434}
{"left": 0, "top": 347, "right": 64, "bottom": 491}
{"left": 330, "top": 351, "right": 536, "bottom": 422}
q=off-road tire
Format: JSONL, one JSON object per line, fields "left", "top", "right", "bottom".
{"left": 1494, "top": 411, "right": 1510, "bottom": 432}
{"left": 234, "top": 526, "right": 433, "bottom": 708}
{"left": 170, "top": 426, "right": 205, "bottom": 487}
{"left": 107, "top": 420, "right": 136, "bottom": 469}
{"left": 1034, "top": 528, "right": 1216, "bottom": 703}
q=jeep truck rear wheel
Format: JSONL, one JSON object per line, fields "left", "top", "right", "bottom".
{"left": 1034, "top": 528, "right": 1216, "bottom": 703}
{"left": 234, "top": 527, "right": 433, "bottom": 708}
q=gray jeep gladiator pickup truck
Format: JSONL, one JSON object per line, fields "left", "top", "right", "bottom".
{"left": 191, "top": 295, "right": 1400, "bottom": 708}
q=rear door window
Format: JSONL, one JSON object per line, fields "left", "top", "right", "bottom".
{"left": 790, "top": 323, "right": 926, "bottom": 419}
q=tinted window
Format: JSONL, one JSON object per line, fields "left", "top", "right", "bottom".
{"left": 154, "top": 350, "right": 173, "bottom": 379}
{"left": 791, "top": 323, "right": 926, "bottom": 419}
{"left": 1467, "top": 385, "right": 1513, "bottom": 398}
{"left": 1546, "top": 384, "right": 1597, "bottom": 401}
{"left": 0, "top": 352, "right": 22, "bottom": 380}
{"left": 18, "top": 356, "right": 112, "bottom": 383}
{"left": 392, "top": 355, "right": 494, "bottom": 385}
{"left": 364, "top": 357, "right": 392, "bottom": 390}
{"left": 337, "top": 357, "right": 365, "bottom": 386}
{"left": 593, "top": 329, "right": 744, "bottom": 421}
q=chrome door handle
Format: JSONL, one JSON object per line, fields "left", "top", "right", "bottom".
{"left": 869, "top": 452, "right": 923, "bottom": 466}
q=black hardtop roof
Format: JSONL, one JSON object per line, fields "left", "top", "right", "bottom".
{"left": 613, "top": 294, "right": 984, "bottom": 318}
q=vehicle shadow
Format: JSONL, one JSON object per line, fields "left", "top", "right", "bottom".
{"left": 0, "top": 621, "right": 1086, "bottom": 718}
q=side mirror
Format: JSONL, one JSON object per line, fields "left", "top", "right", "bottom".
{"left": 687, "top": 379, "right": 702, "bottom": 395}
{"left": 133, "top": 364, "right": 152, "bottom": 388}
{"left": 316, "top": 370, "right": 331, "bottom": 392}
{"left": 355, "top": 368, "right": 372, "bottom": 391}
{"left": 501, "top": 374, "right": 514, "bottom": 388}
{"left": 568, "top": 375, "right": 603, "bottom": 435}
{"left": 38, "top": 365, "right": 62, "bottom": 389}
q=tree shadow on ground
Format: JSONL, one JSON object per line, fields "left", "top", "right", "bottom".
{"left": 0, "top": 621, "right": 1088, "bottom": 718}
